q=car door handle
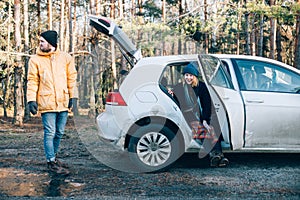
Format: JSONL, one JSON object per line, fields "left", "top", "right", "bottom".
{"left": 246, "top": 99, "right": 264, "bottom": 103}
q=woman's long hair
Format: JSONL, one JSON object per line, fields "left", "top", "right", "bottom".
{"left": 191, "top": 76, "right": 199, "bottom": 87}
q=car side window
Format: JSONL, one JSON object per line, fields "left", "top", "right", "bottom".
{"left": 234, "top": 59, "right": 300, "bottom": 93}
{"left": 159, "top": 63, "right": 191, "bottom": 106}
{"left": 199, "top": 55, "right": 233, "bottom": 89}
{"left": 160, "top": 64, "right": 184, "bottom": 90}
{"left": 160, "top": 62, "right": 206, "bottom": 89}
{"left": 221, "top": 60, "right": 231, "bottom": 77}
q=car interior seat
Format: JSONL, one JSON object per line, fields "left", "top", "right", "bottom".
{"left": 159, "top": 76, "right": 179, "bottom": 105}
{"left": 253, "top": 66, "right": 271, "bottom": 90}
{"left": 241, "top": 66, "right": 256, "bottom": 90}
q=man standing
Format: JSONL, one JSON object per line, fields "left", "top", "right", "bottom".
{"left": 27, "top": 30, "right": 77, "bottom": 174}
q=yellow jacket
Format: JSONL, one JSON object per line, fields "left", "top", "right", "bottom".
{"left": 27, "top": 48, "right": 77, "bottom": 113}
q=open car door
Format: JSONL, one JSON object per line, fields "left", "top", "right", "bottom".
{"left": 197, "top": 55, "right": 245, "bottom": 150}
{"left": 89, "top": 15, "right": 142, "bottom": 67}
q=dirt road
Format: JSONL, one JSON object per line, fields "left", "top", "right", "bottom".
{"left": 0, "top": 116, "right": 299, "bottom": 199}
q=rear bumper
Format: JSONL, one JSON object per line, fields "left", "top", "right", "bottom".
{"left": 96, "top": 112, "right": 123, "bottom": 141}
{"left": 96, "top": 106, "right": 132, "bottom": 149}
{"left": 96, "top": 112, "right": 126, "bottom": 150}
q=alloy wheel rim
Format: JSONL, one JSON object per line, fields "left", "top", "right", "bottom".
{"left": 136, "top": 132, "right": 172, "bottom": 167}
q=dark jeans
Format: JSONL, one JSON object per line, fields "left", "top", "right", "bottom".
{"left": 212, "top": 139, "right": 222, "bottom": 152}
{"left": 197, "top": 137, "right": 223, "bottom": 158}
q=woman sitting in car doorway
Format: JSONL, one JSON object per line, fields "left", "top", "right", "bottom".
{"left": 168, "top": 63, "right": 229, "bottom": 167}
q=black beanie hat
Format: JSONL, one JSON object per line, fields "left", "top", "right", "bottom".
{"left": 40, "top": 30, "right": 58, "bottom": 48}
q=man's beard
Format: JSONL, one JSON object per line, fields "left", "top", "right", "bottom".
{"left": 40, "top": 47, "right": 51, "bottom": 53}
{"left": 40, "top": 44, "right": 52, "bottom": 53}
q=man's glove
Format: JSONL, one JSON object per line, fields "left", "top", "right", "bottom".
{"left": 28, "top": 101, "right": 38, "bottom": 115}
{"left": 68, "top": 98, "right": 74, "bottom": 109}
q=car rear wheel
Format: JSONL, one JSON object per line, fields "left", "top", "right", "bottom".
{"left": 128, "top": 124, "right": 181, "bottom": 173}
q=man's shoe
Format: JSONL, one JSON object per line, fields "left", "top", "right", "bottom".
{"left": 47, "top": 161, "right": 69, "bottom": 175}
{"left": 55, "top": 158, "right": 69, "bottom": 169}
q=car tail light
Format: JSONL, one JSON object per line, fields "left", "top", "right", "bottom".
{"left": 106, "top": 92, "right": 127, "bottom": 106}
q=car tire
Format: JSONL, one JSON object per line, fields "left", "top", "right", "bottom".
{"left": 128, "top": 123, "right": 181, "bottom": 173}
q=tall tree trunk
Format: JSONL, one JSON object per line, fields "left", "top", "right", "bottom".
{"left": 47, "top": 0, "right": 53, "bottom": 29}
{"left": 258, "top": 14, "right": 264, "bottom": 56}
{"left": 3, "top": 71, "right": 10, "bottom": 118}
{"left": 110, "top": 0, "right": 117, "bottom": 89}
{"left": 37, "top": 0, "right": 41, "bottom": 34}
{"left": 13, "top": 0, "right": 23, "bottom": 126}
{"left": 245, "top": 12, "right": 251, "bottom": 55}
{"left": 60, "top": 0, "right": 65, "bottom": 51}
{"left": 294, "top": 0, "right": 300, "bottom": 69}
{"left": 88, "top": 72, "right": 96, "bottom": 119}
{"left": 72, "top": 0, "right": 79, "bottom": 115}
{"left": 88, "top": 53, "right": 96, "bottom": 118}
{"left": 137, "top": 0, "right": 143, "bottom": 24}
{"left": 162, "top": 0, "right": 166, "bottom": 23}
{"left": 96, "top": 0, "right": 100, "bottom": 15}
{"left": 64, "top": 2, "right": 69, "bottom": 52}
{"left": 88, "top": 1, "right": 98, "bottom": 118}
{"left": 119, "top": 0, "right": 124, "bottom": 18}
{"left": 269, "top": 20, "right": 276, "bottom": 59}
{"left": 161, "top": 0, "right": 166, "bottom": 55}
{"left": 276, "top": 23, "right": 282, "bottom": 62}
{"left": 90, "top": 0, "right": 95, "bottom": 15}
{"left": 73, "top": 0, "right": 77, "bottom": 52}
{"left": 204, "top": 0, "right": 208, "bottom": 54}
{"left": 178, "top": 0, "right": 183, "bottom": 54}
{"left": 269, "top": 0, "right": 276, "bottom": 59}
{"left": 69, "top": 0, "right": 73, "bottom": 53}
{"left": 250, "top": 14, "right": 256, "bottom": 56}
{"left": 236, "top": 1, "right": 242, "bottom": 55}
{"left": 23, "top": 0, "right": 30, "bottom": 121}
{"left": 3, "top": 2, "right": 12, "bottom": 118}
{"left": 131, "top": 0, "right": 135, "bottom": 17}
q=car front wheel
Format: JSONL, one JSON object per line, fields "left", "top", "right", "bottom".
{"left": 128, "top": 124, "right": 181, "bottom": 173}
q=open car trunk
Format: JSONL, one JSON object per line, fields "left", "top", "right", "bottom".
{"left": 89, "top": 15, "right": 142, "bottom": 68}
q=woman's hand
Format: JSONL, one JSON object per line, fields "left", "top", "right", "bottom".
{"left": 168, "top": 89, "right": 174, "bottom": 96}
{"left": 203, "top": 120, "right": 212, "bottom": 132}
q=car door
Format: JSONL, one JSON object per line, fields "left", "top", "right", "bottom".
{"left": 232, "top": 59, "right": 300, "bottom": 149}
{"left": 197, "top": 55, "right": 245, "bottom": 150}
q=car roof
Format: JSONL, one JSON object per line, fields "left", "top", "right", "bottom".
{"left": 136, "top": 54, "right": 198, "bottom": 68}
{"left": 135, "top": 54, "right": 300, "bottom": 76}
{"left": 134, "top": 53, "right": 299, "bottom": 74}
{"left": 212, "top": 54, "right": 300, "bottom": 73}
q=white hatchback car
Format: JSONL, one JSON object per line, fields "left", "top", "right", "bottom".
{"left": 90, "top": 16, "right": 300, "bottom": 172}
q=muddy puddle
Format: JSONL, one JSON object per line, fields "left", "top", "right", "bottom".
{"left": 0, "top": 168, "right": 85, "bottom": 197}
